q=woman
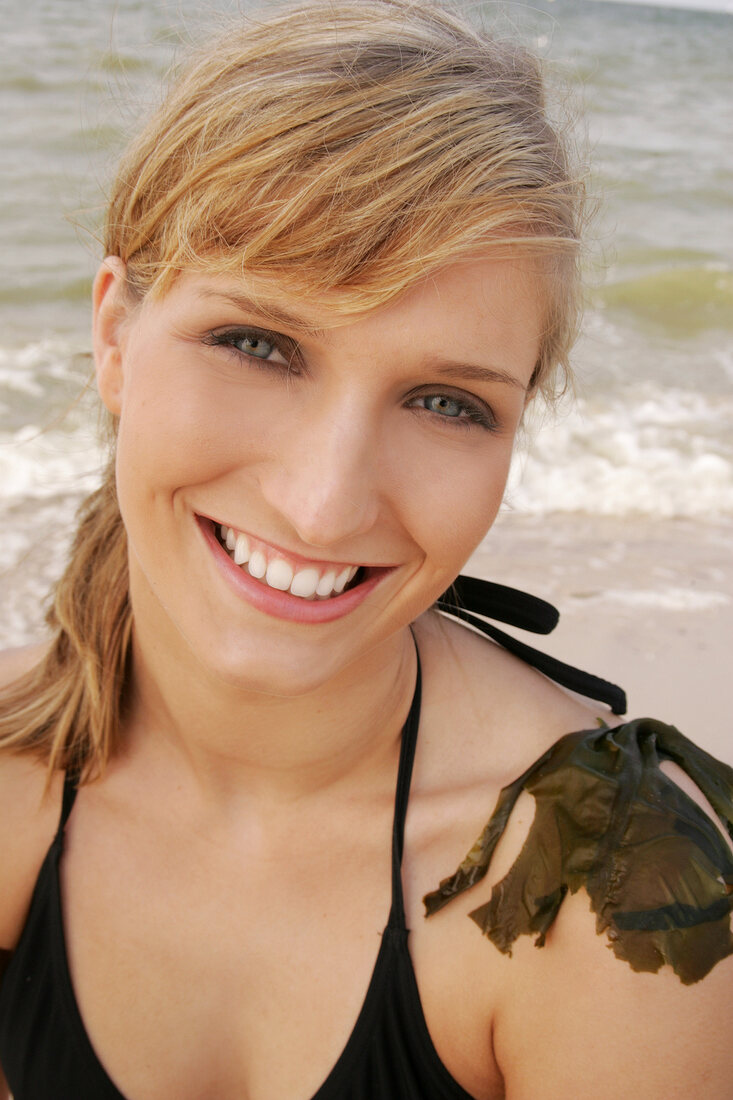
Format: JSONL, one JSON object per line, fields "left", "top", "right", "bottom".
{"left": 1, "top": 2, "right": 731, "bottom": 1097}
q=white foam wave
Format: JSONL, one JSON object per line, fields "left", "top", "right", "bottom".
{"left": 0, "top": 423, "right": 103, "bottom": 503}
{"left": 0, "top": 338, "right": 90, "bottom": 388}
{"left": 0, "top": 339, "right": 101, "bottom": 520}
{"left": 507, "top": 387, "right": 733, "bottom": 518}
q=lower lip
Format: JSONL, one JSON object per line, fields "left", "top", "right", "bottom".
{"left": 197, "top": 517, "right": 393, "bottom": 624}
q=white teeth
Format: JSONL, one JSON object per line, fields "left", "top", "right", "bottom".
{"left": 289, "top": 567, "right": 320, "bottom": 598}
{"left": 234, "top": 532, "right": 250, "bottom": 565}
{"left": 219, "top": 524, "right": 362, "bottom": 599}
{"left": 248, "top": 549, "right": 267, "bottom": 579}
{"left": 266, "top": 558, "right": 294, "bottom": 591}
{"left": 316, "top": 570, "right": 337, "bottom": 597}
{"left": 333, "top": 567, "right": 352, "bottom": 594}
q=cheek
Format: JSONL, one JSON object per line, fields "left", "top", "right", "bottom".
{"left": 394, "top": 434, "right": 514, "bottom": 569}
{"left": 113, "top": 359, "right": 273, "bottom": 509}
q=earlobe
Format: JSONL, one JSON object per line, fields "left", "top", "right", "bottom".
{"left": 92, "top": 257, "right": 131, "bottom": 417}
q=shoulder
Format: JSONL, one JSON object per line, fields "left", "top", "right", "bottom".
{"left": 413, "top": 608, "right": 605, "bottom": 778}
{"left": 0, "top": 644, "right": 62, "bottom": 952}
{"left": 0, "top": 752, "right": 63, "bottom": 952}
{"left": 411, "top": 619, "right": 733, "bottom": 1092}
{"left": 494, "top": 882, "right": 733, "bottom": 1098}
{"left": 421, "top": 707, "right": 733, "bottom": 1095}
{"left": 0, "top": 642, "right": 48, "bottom": 693}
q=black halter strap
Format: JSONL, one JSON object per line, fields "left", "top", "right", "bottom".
{"left": 54, "top": 769, "right": 80, "bottom": 840}
{"left": 389, "top": 647, "right": 422, "bottom": 929}
{"left": 436, "top": 574, "right": 627, "bottom": 716}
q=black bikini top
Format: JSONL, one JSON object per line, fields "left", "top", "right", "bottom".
{"left": 2, "top": 574, "right": 731, "bottom": 1100}
{"left": 0, "top": 573, "right": 631, "bottom": 1100}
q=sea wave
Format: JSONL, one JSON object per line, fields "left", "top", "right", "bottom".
{"left": 0, "top": 423, "right": 102, "bottom": 504}
{"left": 508, "top": 387, "right": 733, "bottom": 517}
{"left": 0, "top": 278, "right": 94, "bottom": 307}
{"left": 3, "top": 393, "right": 731, "bottom": 521}
{"left": 593, "top": 265, "right": 733, "bottom": 336}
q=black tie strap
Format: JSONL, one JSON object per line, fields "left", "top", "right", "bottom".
{"left": 436, "top": 575, "right": 627, "bottom": 716}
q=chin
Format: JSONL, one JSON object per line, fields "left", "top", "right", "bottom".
{"left": 189, "top": 633, "right": 359, "bottom": 700}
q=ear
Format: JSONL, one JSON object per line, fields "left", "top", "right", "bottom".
{"left": 92, "top": 257, "right": 133, "bottom": 416}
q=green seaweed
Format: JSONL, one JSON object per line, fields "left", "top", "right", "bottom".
{"left": 423, "top": 720, "right": 733, "bottom": 984}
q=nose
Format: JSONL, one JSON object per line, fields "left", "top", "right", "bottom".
{"left": 259, "top": 404, "right": 383, "bottom": 550}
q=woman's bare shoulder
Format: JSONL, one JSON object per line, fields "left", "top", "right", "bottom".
{"left": 414, "top": 609, "right": 604, "bottom": 779}
{"left": 0, "top": 753, "right": 62, "bottom": 951}
{"left": 0, "top": 643, "right": 61, "bottom": 951}
{"left": 494, "top": 884, "right": 733, "bottom": 1099}
{"left": 0, "top": 641, "right": 49, "bottom": 691}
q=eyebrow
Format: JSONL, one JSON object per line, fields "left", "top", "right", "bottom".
{"left": 428, "top": 361, "right": 528, "bottom": 392}
{"left": 198, "top": 288, "right": 326, "bottom": 338}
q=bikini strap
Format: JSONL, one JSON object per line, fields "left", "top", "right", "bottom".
{"left": 436, "top": 575, "right": 627, "bottom": 716}
{"left": 389, "top": 645, "right": 422, "bottom": 930}
{"left": 386, "top": 575, "right": 626, "bottom": 928}
{"left": 55, "top": 769, "right": 79, "bottom": 840}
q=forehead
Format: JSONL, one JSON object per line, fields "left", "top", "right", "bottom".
{"left": 156, "top": 254, "right": 545, "bottom": 336}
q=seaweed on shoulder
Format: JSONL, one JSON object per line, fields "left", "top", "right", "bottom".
{"left": 424, "top": 718, "right": 733, "bottom": 985}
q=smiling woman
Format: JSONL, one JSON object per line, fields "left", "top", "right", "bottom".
{"left": 0, "top": 2, "right": 732, "bottom": 1099}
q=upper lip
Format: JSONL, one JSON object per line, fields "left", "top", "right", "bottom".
{"left": 201, "top": 514, "right": 390, "bottom": 571}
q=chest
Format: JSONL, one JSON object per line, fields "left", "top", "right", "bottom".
{"left": 51, "top": 803, "right": 504, "bottom": 1100}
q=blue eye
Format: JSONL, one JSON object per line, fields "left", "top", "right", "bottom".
{"left": 422, "top": 394, "right": 465, "bottom": 418}
{"left": 205, "top": 327, "right": 293, "bottom": 367}
{"left": 411, "top": 391, "right": 495, "bottom": 430}
{"left": 233, "top": 334, "right": 277, "bottom": 359}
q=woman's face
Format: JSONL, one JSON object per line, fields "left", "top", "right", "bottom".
{"left": 94, "top": 256, "right": 543, "bottom": 696}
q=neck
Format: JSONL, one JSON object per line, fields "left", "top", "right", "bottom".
{"left": 123, "top": 616, "right": 418, "bottom": 807}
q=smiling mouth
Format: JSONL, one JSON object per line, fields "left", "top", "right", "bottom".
{"left": 213, "top": 522, "right": 368, "bottom": 600}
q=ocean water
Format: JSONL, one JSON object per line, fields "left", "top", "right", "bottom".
{"left": 1, "top": 0, "right": 732, "bottom": 640}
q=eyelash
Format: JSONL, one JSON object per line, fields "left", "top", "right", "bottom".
{"left": 204, "top": 327, "right": 497, "bottom": 432}
{"left": 203, "top": 327, "right": 299, "bottom": 370}
{"left": 408, "top": 392, "right": 497, "bottom": 432}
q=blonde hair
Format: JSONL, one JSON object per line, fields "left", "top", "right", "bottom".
{"left": 1, "top": 0, "right": 586, "bottom": 780}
